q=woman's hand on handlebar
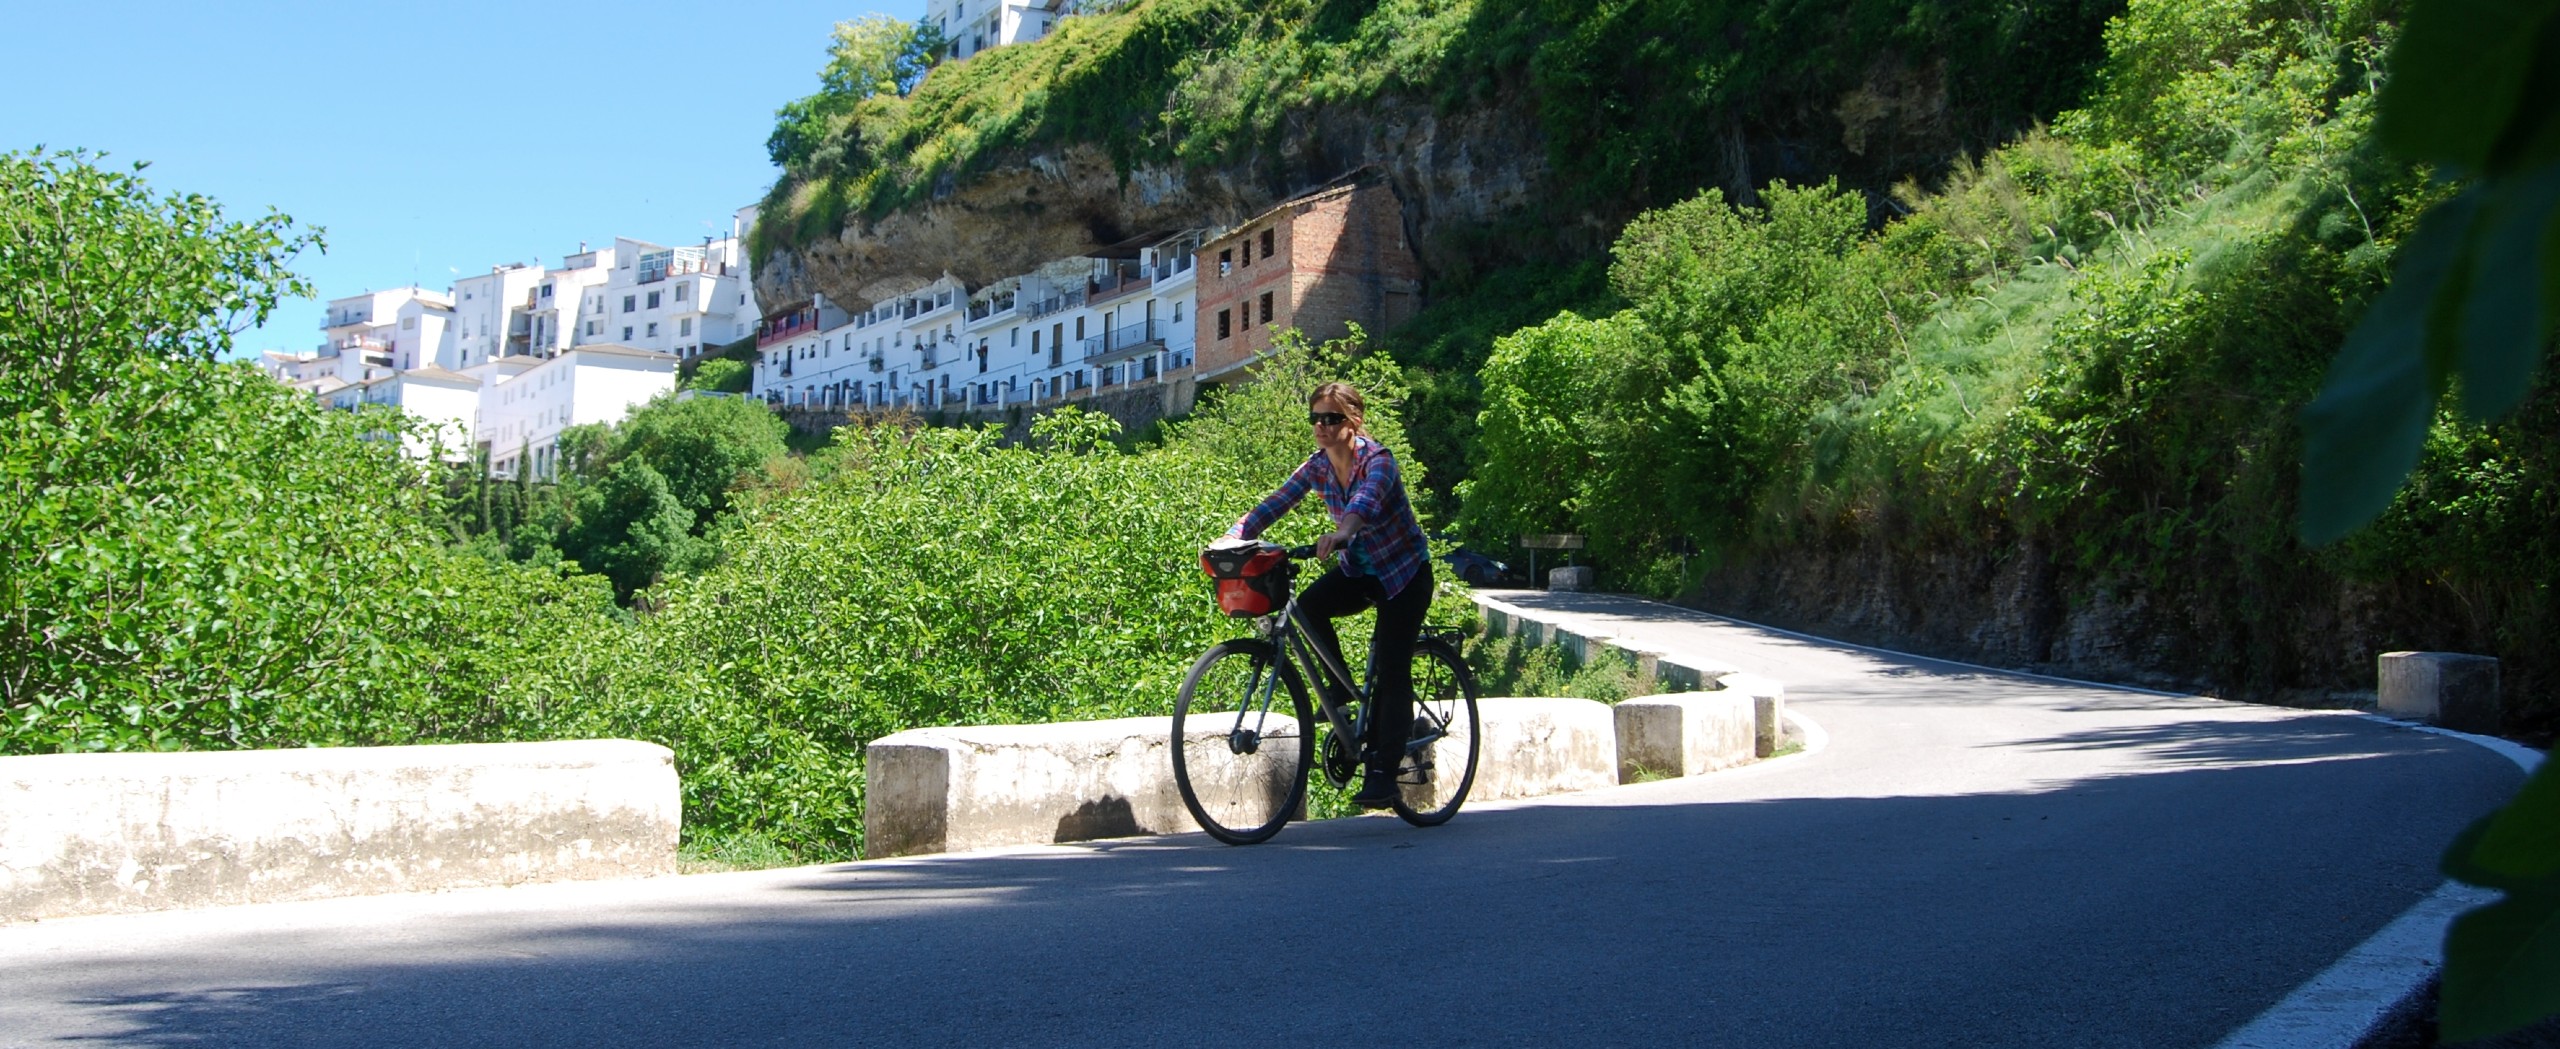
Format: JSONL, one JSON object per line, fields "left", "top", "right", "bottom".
{"left": 1313, "top": 527, "right": 1355, "bottom": 561}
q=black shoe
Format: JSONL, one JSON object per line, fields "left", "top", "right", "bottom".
{"left": 1351, "top": 773, "right": 1399, "bottom": 809}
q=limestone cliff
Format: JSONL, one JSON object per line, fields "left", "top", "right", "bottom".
{"left": 757, "top": 92, "right": 1569, "bottom": 309}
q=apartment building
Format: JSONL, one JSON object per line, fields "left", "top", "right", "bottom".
{"left": 585, "top": 235, "right": 755, "bottom": 360}
{"left": 473, "top": 345, "right": 680, "bottom": 480}
{"left": 926, "top": 0, "right": 1073, "bottom": 60}
{"left": 303, "top": 287, "right": 451, "bottom": 384}
{"left": 447, "top": 263, "right": 545, "bottom": 369}
{"left": 752, "top": 230, "right": 1205, "bottom": 413}
{"left": 1194, "top": 175, "right": 1421, "bottom": 379}
{"left": 282, "top": 206, "right": 762, "bottom": 474}
{"left": 524, "top": 246, "right": 619, "bottom": 358}
{"left": 307, "top": 365, "right": 479, "bottom": 463}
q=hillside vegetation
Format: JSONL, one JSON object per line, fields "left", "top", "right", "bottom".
{"left": 754, "top": 0, "right": 2117, "bottom": 260}
{"left": 1447, "top": 0, "right": 2560, "bottom": 718}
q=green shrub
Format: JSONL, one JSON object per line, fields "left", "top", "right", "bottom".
{"left": 0, "top": 149, "right": 623, "bottom": 754}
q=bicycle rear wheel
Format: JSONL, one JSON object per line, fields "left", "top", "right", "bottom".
{"left": 1172, "top": 639, "right": 1314, "bottom": 845}
{"left": 1392, "top": 638, "right": 1481, "bottom": 827}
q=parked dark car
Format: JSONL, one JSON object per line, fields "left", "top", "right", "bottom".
{"left": 1439, "top": 547, "right": 1509, "bottom": 587}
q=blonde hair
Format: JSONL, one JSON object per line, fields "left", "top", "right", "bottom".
{"left": 1308, "top": 381, "right": 1369, "bottom": 437}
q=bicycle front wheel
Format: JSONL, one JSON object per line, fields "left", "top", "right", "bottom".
{"left": 1392, "top": 638, "right": 1481, "bottom": 827}
{"left": 1172, "top": 639, "right": 1314, "bottom": 845}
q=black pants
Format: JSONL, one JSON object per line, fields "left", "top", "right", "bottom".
{"left": 1296, "top": 563, "right": 1433, "bottom": 775}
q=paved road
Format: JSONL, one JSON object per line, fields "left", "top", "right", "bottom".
{"left": 0, "top": 593, "right": 2527, "bottom": 1048}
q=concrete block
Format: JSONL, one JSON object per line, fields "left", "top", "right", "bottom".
{"left": 1719, "top": 672, "right": 1789, "bottom": 757}
{"left": 2378, "top": 652, "right": 2501, "bottom": 734}
{"left": 866, "top": 716, "right": 1299, "bottom": 858}
{"left": 1614, "top": 693, "right": 1756, "bottom": 782}
{"left": 1548, "top": 566, "right": 1595, "bottom": 592}
{"left": 1470, "top": 698, "right": 1617, "bottom": 802}
{"left": 0, "top": 740, "right": 679, "bottom": 922}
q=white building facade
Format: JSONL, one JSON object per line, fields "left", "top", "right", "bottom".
{"left": 927, "top": 0, "right": 1075, "bottom": 61}
{"left": 280, "top": 209, "right": 762, "bottom": 474}
{"left": 474, "top": 345, "right": 680, "bottom": 480}
{"left": 751, "top": 229, "right": 1203, "bottom": 415}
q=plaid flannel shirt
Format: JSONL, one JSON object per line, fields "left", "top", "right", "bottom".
{"left": 1231, "top": 435, "right": 1429, "bottom": 599}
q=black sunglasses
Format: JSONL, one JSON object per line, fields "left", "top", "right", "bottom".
{"left": 1308, "top": 411, "right": 1349, "bottom": 427}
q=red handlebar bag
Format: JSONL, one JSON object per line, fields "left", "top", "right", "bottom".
{"left": 1201, "top": 542, "right": 1290, "bottom": 618}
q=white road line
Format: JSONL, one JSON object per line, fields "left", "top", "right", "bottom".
{"left": 1497, "top": 589, "right": 2548, "bottom": 1049}
{"left": 2213, "top": 720, "right": 2539, "bottom": 1048}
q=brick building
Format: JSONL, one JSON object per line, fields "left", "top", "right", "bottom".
{"left": 1193, "top": 174, "right": 1423, "bottom": 379}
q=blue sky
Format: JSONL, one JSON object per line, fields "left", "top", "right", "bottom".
{"left": 3, "top": 0, "right": 925, "bottom": 357}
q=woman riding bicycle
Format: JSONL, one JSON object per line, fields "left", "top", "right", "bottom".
{"left": 1226, "top": 381, "right": 1432, "bottom": 809}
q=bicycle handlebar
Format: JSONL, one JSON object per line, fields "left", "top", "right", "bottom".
{"left": 1285, "top": 544, "right": 1319, "bottom": 560}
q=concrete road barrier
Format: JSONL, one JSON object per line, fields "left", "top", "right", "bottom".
{"left": 1472, "top": 594, "right": 1732, "bottom": 694}
{"left": 865, "top": 698, "right": 1639, "bottom": 856}
{"left": 1615, "top": 692, "right": 1757, "bottom": 782}
{"left": 0, "top": 740, "right": 678, "bottom": 922}
{"left": 1470, "top": 697, "right": 1618, "bottom": 802}
{"left": 2378, "top": 651, "right": 2500, "bottom": 734}
{"left": 868, "top": 716, "right": 1270, "bottom": 858}
{"left": 1717, "top": 672, "right": 1789, "bottom": 758}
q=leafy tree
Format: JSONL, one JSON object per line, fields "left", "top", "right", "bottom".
{"left": 565, "top": 457, "right": 705, "bottom": 602}
{"left": 686, "top": 358, "right": 750, "bottom": 393}
{"left": 615, "top": 393, "right": 790, "bottom": 530}
{"left": 765, "top": 14, "right": 942, "bottom": 168}
{"left": 0, "top": 149, "right": 619, "bottom": 752}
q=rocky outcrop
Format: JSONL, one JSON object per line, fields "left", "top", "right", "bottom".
{"left": 757, "top": 92, "right": 1577, "bottom": 309}
{"left": 754, "top": 41, "right": 1996, "bottom": 313}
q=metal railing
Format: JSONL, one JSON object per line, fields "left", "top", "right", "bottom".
{"left": 1081, "top": 320, "right": 1166, "bottom": 362}
{"left": 1022, "top": 289, "right": 1086, "bottom": 320}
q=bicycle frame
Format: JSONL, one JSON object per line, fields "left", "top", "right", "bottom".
{"left": 1216, "top": 563, "right": 1371, "bottom": 756}
{"left": 1212, "top": 547, "right": 1468, "bottom": 781}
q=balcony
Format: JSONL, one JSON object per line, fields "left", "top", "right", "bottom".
{"left": 1087, "top": 260, "right": 1151, "bottom": 306}
{"left": 965, "top": 292, "right": 1018, "bottom": 328}
{"left": 1082, "top": 320, "right": 1167, "bottom": 363}
{"left": 867, "top": 355, "right": 885, "bottom": 373}
{"left": 756, "top": 309, "right": 817, "bottom": 348}
{"left": 1022, "top": 288, "right": 1086, "bottom": 320}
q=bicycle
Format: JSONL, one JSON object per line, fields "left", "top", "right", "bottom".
{"left": 1172, "top": 543, "right": 1482, "bottom": 845}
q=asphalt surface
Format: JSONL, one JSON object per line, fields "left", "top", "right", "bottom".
{"left": 0, "top": 592, "right": 2527, "bottom": 1048}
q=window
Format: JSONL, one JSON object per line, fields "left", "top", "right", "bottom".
{"left": 1075, "top": 317, "right": 1085, "bottom": 339}
{"left": 622, "top": 295, "right": 636, "bottom": 313}
{"left": 622, "top": 326, "right": 634, "bottom": 340}
{"left": 1011, "top": 328, "right": 1019, "bottom": 346}
{"left": 1220, "top": 249, "right": 1232, "bottom": 276}
{"left": 674, "top": 283, "right": 688, "bottom": 302}
{"left": 1239, "top": 300, "right": 1252, "bottom": 330}
{"left": 1261, "top": 229, "right": 1275, "bottom": 258}
{"left": 1173, "top": 301, "right": 1184, "bottom": 323}
{"left": 646, "top": 291, "right": 661, "bottom": 309}
{"left": 646, "top": 323, "right": 659, "bottom": 338}
{"left": 1217, "top": 309, "right": 1231, "bottom": 340}
{"left": 1241, "top": 237, "right": 1252, "bottom": 266}
{"left": 680, "top": 318, "right": 691, "bottom": 336}
{"left": 586, "top": 321, "right": 600, "bottom": 336}
{"left": 401, "top": 317, "right": 416, "bottom": 330}
{"left": 1260, "top": 292, "right": 1273, "bottom": 325}
{"left": 541, "top": 285, "right": 553, "bottom": 299}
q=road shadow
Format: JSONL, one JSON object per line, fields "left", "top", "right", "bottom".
{"left": 12, "top": 728, "right": 2523, "bottom": 1049}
